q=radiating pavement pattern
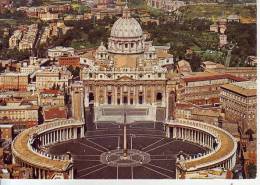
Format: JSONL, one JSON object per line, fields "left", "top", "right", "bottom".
{"left": 48, "top": 122, "right": 206, "bottom": 179}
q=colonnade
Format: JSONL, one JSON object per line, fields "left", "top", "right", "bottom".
{"left": 12, "top": 119, "right": 85, "bottom": 179}
{"left": 39, "top": 126, "right": 84, "bottom": 146}
{"left": 166, "top": 126, "right": 216, "bottom": 150}
{"left": 165, "top": 119, "right": 237, "bottom": 179}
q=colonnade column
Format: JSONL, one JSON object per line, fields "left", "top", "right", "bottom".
{"left": 81, "top": 126, "right": 84, "bottom": 137}
{"left": 166, "top": 126, "right": 170, "bottom": 138}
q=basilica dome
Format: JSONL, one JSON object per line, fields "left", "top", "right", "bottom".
{"left": 108, "top": 4, "right": 145, "bottom": 54}
{"left": 110, "top": 17, "right": 143, "bottom": 38}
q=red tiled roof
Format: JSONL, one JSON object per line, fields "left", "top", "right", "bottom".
{"left": 43, "top": 107, "right": 67, "bottom": 121}
{"left": 183, "top": 74, "right": 246, "bottom": 82}
{"left": 41, "top": 89, "right": 62, "bottom": 95}
{"left": 176, "top": 103, "right": 194, "bottom": 109}
{"left": 224, "top": 74, "right": 246, "bottom": 82}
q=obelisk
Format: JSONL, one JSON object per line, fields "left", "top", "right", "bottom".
{"left": 123, "top": 111, "right": 127, "bottom": 158}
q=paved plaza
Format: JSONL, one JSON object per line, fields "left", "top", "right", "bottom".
{"left": 48, "top": 120, "right": 206, "bottom": 179}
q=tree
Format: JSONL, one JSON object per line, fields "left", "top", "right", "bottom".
{"left": 247, "top": 163, "right": 256, "bottom": 179}
{"left": 188, "top": 53, "right": 202, "bottom": 72}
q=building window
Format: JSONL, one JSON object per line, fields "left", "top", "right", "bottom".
{"left": 158, "top": 73, "right": 161, "bottom": 78}
{"left": 131, "top": 43, "right": 134, "bottom": 48}
{"left": 125, "top": 44, "right": 128, "bottom": 48}
{"left": 89, "top": 73, "right": 92, "bottom": 78}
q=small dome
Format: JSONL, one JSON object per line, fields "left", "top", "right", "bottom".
{"left": 97, "top": 42, "right": 107, "bottom": 52}
{"left": 148, "top": 46, "right": 156, "bottom": 52}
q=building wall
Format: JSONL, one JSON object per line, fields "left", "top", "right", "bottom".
{"left": 58, "top": 57, "right": 80, "bottom": 67}
{"left": 0, "top": 126, "right": 13, "bottom": 140}
{"left": 0, "top": 108, "right": 39, "bottom": 129}
{"left": 0, "top": 74, "right": 28, "bottom": 91}
{"left": 84, "top": 80, "right": 166, "bottom": 107}
{"left": 177, "top": 78, "right": 230, "bottom": 105}
{"left": 220, "top": 88, "right": 256, "bottom": 134}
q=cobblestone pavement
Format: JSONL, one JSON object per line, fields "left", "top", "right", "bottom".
{"left": 48, "top": 121, "right": 206, "bottom": 179}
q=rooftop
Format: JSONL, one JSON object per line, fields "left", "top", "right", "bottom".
{"left": 221, "top": 81, "right": 256, "bottom": 97}
{"left": 182, "top": 72, "right": 245, "bottom": 83}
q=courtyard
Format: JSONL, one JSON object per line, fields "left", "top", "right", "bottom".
{"left": 48, "top": 121, "right": 206, "bottom": 179}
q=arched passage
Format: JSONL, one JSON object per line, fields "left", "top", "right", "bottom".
{"left": 89, "top": 92, "right": 94, "bottom": 104}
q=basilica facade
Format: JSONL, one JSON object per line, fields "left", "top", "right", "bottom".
{"left": 80, "top": 4, "right": 176, "bottom": 122}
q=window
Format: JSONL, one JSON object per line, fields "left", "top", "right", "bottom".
{"left": 131, "top": 43, "right": 134, "bottom": 48}
{"left": 89, "top": 73, "right": 92, "bottom": 78}
{"left": 158, "top": 73, "right": 161, "bottom": 78}
{"left": 125, "top": 44, "right": 128, "bottom": 48}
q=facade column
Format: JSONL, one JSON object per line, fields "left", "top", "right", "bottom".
{"left": 143, "top": 85, "right": 146, "bottom": 105}
{"left": 120, "top": 86, "right": 123, "bottom": 105}
{"left": 104, "top": 86, "right": 107, "bottom": 105}
{"left": 114, "top": 86, "right": 117, "bottom": 105}
{"left": 133, "top": 86, "right": 136, "bottom": 105}
{"left": 128, "top": 89, "right": 130, "bottom": 105}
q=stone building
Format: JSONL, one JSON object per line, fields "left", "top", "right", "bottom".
{"left": 220, "top": 81, "right": 256, "bottom": 137}
{"left": 58, "top": 56, "right": 80, "bottom": 67}
{"left": 35, "top": 67, "right": 72, "bottom": 91}
{"left": 39, "top": 89, "right": 65, "bottom": 107}
{"left": 48, "top": 46, "right": 75, "bottom": 60}
{"left": 0, "top": 101, "right": 39, "bottom": 132}
{"left": 81, "top": 4, "right": 175, "bottom": 122}
{"left": 0, "top": 72, "right": 29, "bottom": 91}
{"left": 0, "top": 124, "right": 13, "bottom": 140}
{"left": 177, "top": 72, "right": 245, "bottom": 105}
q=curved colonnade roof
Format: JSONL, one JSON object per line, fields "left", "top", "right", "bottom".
{"left": 12, "top": 119, "right": 83, "bottom": 172}
{"left": 168, "top": 119, "right": 236, "bottom": 171}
